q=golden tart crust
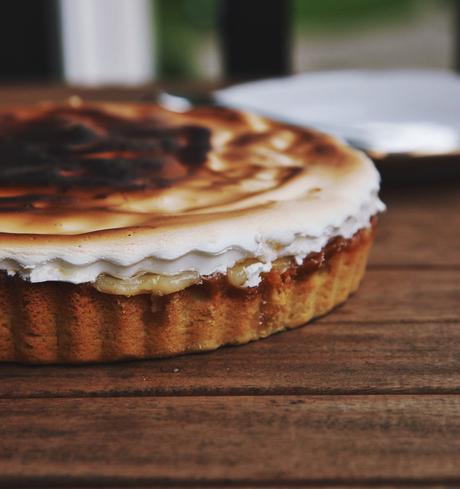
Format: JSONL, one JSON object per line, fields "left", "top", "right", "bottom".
{"left": 0, "top": 224, "right": 374, "bottom": 364}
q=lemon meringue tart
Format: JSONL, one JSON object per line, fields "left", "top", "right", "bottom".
{"left": 0, "top": 100, "right": 384, "bottom": 364}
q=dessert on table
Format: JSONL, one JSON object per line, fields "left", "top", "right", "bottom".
{"left": 0, "top": 100, "right": 384, "bottom": 363}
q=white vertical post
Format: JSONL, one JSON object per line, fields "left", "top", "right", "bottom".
{"left": 59, "top": 0, "right": 155, "bottom": 85}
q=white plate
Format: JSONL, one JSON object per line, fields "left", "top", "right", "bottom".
{"left": 216, "top": 70, "right": 460, "bottom": 157}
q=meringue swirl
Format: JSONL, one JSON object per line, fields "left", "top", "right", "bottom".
{"left": 0, "top": 101, "right": 384, "bottom": 285}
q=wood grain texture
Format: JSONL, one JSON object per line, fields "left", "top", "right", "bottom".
{"left": 332, "top": 269, "right": 460, "bottom": 323}
{"left": 370, "top": 204, "right": 460, "bottom": 267}
{"left": 1, "top": 396, "right": 460, "bottom": 485}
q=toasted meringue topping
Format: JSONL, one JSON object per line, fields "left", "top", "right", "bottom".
{"left": 0, "top": 101, "right": 384, "bottom": 287}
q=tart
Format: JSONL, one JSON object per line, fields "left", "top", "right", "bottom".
{"left": 0, "top": 99, "right": 384, "bottom": 364}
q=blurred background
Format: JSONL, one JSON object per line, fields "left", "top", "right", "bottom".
{"left": 0, "top": 0, "right": 458, "bottom": 85}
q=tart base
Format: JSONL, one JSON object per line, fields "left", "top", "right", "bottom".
{"left": 0, "top": 225, "right": 375, "bottom": 364}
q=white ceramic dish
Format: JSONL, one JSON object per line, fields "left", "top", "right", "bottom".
{"left": 216, "top": 70, "right": 460, "bottom": 158}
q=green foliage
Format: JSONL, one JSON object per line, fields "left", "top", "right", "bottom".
{"left": 155, "top": 0, "right": 217, "bottom": 78}
{"left": 293, "top": 0, "right": 446, "bottom": 33}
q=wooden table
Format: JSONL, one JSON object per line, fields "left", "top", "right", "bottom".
{"left": 0, "top": 87, "right": 459, "bottom": 488}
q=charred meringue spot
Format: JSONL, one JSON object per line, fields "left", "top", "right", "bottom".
{"left": 0, "top": 193, "right": 73, "bottom": 211}
{"left": 0, "top": 106, "right": 212, "bottom": 195}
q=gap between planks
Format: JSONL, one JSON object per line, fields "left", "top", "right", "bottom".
{"left": 2, "top": 391, "right": 460, "bottom": 401}
{"left": 367, "top": 264, "right": 460, "bottom": 270}
{"left": 2, "top": 476, "right": 460, "bottom": 488}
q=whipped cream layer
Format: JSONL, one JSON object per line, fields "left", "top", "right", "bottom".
{"left": 0, "top": 101, "right": 384, "bottom": 286}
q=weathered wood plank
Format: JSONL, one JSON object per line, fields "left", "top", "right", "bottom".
{"left": 0, "top": 321, "right": 458, "bottom": 398}
{"left": 381, "top": 182, "right": 460, "bottom": 213}
{"left": 333, "top": 269, "right": 460, "bottom": 323}
{"left": 1, "top": 396, "right": 459, "bottom": 484}
{"left": 370, "top": 206, "right": 460, "bottom": 267}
